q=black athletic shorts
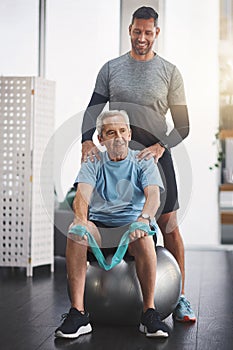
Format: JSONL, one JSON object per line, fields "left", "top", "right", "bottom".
{"left": 87, "top": 221, "right": 157, "bottom": 263}
{"left": 156, "top": 149, "right": 179, "bottom": 218}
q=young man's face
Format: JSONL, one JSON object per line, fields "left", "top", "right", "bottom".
{"left": 98, "top": 115, "right": 131, "bottom": 161}
{"left": 129, "top": 17, "right": 160, "bottom": 60}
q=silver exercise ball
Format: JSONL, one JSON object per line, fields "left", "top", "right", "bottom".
{"left": 84, "top": 246, "right": 182, "bottom": 325}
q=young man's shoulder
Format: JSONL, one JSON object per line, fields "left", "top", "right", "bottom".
{"left": 98, "top": 53, "right": 129, "bottom": 77}
{"left": 155, "top": 54, "right": 178, "bottom": 72}
{"left": 103, "top": 53, "right": 130, "bottom": 68}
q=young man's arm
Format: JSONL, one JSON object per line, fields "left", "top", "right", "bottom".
{"left": 164, "top": 105, "right": 190, "bottom": 148}
{"left": 81, "top": 92, "right": 108, "bottom": 144}
{"left": 136, "top": 105, "right": 190, "bottom": 162}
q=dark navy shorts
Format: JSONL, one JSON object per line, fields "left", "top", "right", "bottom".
{"left": 87, "top": 221, "right": 157, "bottom": 263}
{"left": 156, "top": 149, "right": 179, "bottom": 217}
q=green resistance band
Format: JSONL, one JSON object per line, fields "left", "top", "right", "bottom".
{"left": 69, "top": 221, "right": 157, "bottom": 271}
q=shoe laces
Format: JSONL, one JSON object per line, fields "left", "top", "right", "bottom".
{"left": 180, "top": 297, "right": 191, "bottom": 310}
{"left": 60, "top": 309, "right": 86, "bottom": 321}
{"left": 60, "top": 313, "right": 69, "bottom": 321}
{"left": 145, "top": 308, "right": 160, "bottom": 324}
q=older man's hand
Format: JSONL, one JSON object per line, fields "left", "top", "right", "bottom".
{"left": 130, "top": 218, "right": 150, "bottom": 241}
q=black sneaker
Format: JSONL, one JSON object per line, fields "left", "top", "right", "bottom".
{"left": 139, "top": 308, "right": 169, "bottom": 338}
{"left": 55, "top": 308, "right": 92, "bottom": 339}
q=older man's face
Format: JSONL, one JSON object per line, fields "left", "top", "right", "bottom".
{"left": 98, "top": 115, "right": 131, "bottom": 161}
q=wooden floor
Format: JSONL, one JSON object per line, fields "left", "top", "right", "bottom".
{"left": 1, "top": 248, "right": 233, "bottom": 350}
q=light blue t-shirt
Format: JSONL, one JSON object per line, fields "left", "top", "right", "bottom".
{"left": 74, "top": 149, "right": 164, "bottom": 226}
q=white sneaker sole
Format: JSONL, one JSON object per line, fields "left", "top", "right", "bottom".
{"left": 55, "top": 323, "right": 92, "bottom": 339}
{"left": 139, "top": 323, "right": 168, "bottom": 338}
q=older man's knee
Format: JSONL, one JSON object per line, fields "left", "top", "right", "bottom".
{"left": 128, "top": 236, "right": 155, "bottom": 257}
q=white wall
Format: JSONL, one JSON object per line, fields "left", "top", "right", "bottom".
{"left": 46, "top": 0, "right": 120, "bottom": 199}
{"left": 163, "top": 0, "right": 220, "bottom": 246}
{"left": 0, "top": 0, "right": 38, "bottom": 75}
{"left": 0, "top": 0, "right": 120, "bottom": 201}
{"left": 46, "top": 0, "right": 120, "bottom": 128}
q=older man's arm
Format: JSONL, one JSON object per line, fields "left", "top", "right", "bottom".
{"left": 72, "top": 183, "right": 93, "bottom": 224}
{"left": 130, "top": 185, "right": 160, "bottom": 240}
{"left": 70, "top": 183, "right": 100, "bottom": 244}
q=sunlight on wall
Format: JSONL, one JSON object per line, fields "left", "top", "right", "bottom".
{"left": 164, "top": 0, "right": 220, "bottom": 245}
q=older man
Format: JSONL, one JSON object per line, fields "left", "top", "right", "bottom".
{"left": 55, "top": 110, "right": 169, "bottom": 339}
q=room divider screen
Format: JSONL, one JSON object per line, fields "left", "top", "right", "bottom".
{"left": 0, "top": 76, "right": 55, "bottom": 276}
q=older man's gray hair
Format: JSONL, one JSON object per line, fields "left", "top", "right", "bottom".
{"left": 96, "top": 110, "right": 130, "bottom": 135}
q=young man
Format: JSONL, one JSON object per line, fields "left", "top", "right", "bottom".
{"left": 81, "top": 6, "right": 196, "bottom": 322}
{"left": 55, "top": 110, "right": 169, "bottom": 339}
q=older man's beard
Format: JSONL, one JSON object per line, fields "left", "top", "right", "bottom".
{"left": 108, "top": 140, "right": 128, "bottom": 160}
